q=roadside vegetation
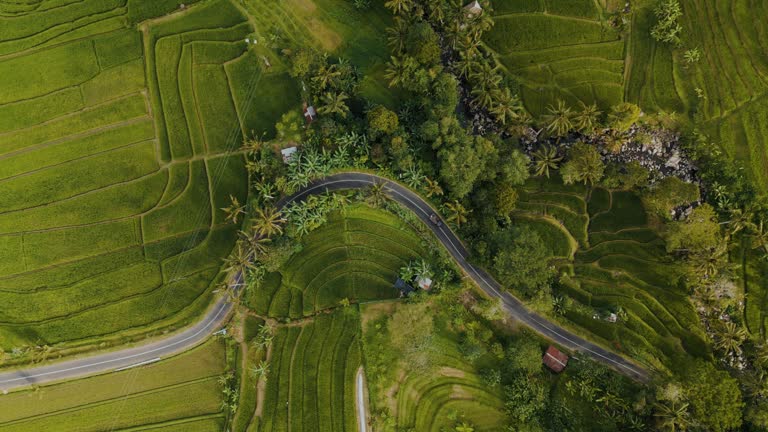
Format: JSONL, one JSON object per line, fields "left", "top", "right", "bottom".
{"left": 2, "top": 0, "right": 767, "bottom": 429}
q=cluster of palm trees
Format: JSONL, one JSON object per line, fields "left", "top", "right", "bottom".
{"left": 382, "top": 0, "right": 526, "bottom": 129}
{"left": 283, "top": 191, "right": 351, "bottom": 238}
{"left": 310, "top": 56, "right": 356, "bottom": 118}
{"left": 565, "top": 377, "right": 643, "bottom": 429}
{"left": 218, "top": 371, "right": 239, "bottom": 415}
{"left": 284, "top": 141, "right": 368, "bottom": 193}
{"left": 219, "top": 202, "right": 287, "bottom": 299}
{"left": 541, "top": 99, "right": 603, "bottom": 138}
{"left": 399, "top": 259, "right": 434, "bottom": 283}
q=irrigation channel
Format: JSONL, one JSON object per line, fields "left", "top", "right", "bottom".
{"left": 0, "top": 172, "right": 649, "bottom": 393}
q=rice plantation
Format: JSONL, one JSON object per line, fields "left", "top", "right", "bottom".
{"left": 514, "top": 177, "right": 709, "bottom": 369}
{"left": 485, "top": 0, "right": 625, "bottom": 116}
{"left": 248, "top": 205, "right": 427, "bottom": 319}
{"left": 0, "top": 339, "right": 228, "bottom": 432}
{"left": 0, "top": 0, "right": 296, "bottom": 353}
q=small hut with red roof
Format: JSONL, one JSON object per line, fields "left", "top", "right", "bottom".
{"left": 542, "top": 345, "right": 569, "bottom": 373}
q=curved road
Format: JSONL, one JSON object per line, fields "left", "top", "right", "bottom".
{"left": 0, "top": 173, "right": 648, "bottom": 393}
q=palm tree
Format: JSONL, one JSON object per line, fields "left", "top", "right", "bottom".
{"left": 248, "top": 360, "right": 270, "bottom": 382}
{"left": 384, "top": 55, "right": 414, "bottom": 88}
{"left": 454, "top": 52, "right": 476, "bottom": 78}
{"left": 722, "top": 206, "right": 755, "bottom": 237}
{"left": 443, "top": 200, "right": 469, "bottom": 228}
{"left": 221, "top": 195, "right": 246, "bottom": 224}
{"left": 425, "top": 0, "right": 445, "bottom": 23}
{"left": 312, "top": 63, "right": 341, "bottom": 90}
{"left": 222, "top": 241, "right": 256, "bottom": 276}
{"left": 399, "top": 262, "right": 418, "bottom": 281}
{"left": 626, "top": 415, "right": 646, "bottom": 432}
{"left": 714, "top": 321, "right": 748, "bottom": 356}
{"left": 424, "top": 177, "right": 444, "bottom": 197}
{"left": 471, "top": 85, "right": 496, "bottom": 110}
{"left": 254, "top": 181, "right": 277, "bottom": 203}
{"left": 574, "top": 102, "right": 602, "bottom": 133}
{"left": 384, "top": 0, "right": 412, "bottom": 15}
{"left": 604, "top": 131, "right": 625, "bottom": 153}
{"left": 756, "top": 344, "right": 768, "bottom": 368}
{"left": 252, "top": 207, "right": 285, "bottom": 238}
{"left": 386, "top": 17, "right": 409, "bottom": 53}
{"left": 401, "top": 164, "right": 425, "bottom": 189}
{"left": 215, "top": 280, "right": 238, "bottom": 302}
{"left": 238, "top": 230, "right": 271, "bottom": 255}
{"left": 317, "top": 92, "right": 350, "bottom": 118}
{"left": 490, "top": 87, "right": 523, "bottom": 125}
{"left": 653, "top": 400, "right": 691, "bottom": 432}
{"left": 531, "top": 145, "right": 562, "bottom": 178}
{"left": 241, "top": 132, "right": 265, "bottom": 156}
{"left": 455, "top": 423, "right": 474, "bottom": 432}
{"left": 692, "top": 241, "right": 729, "bottom": 278}
{"left": 751, "top": 220, "right": 768, "bottom": 254}
{"left": 416, "top": 259, "right": 433, "bottom": 279}
{"left": 542, "top": 100, "right": 574, "bottom": 137}
{"left": 469, "top": 62, "right": 501, "bottom": 92}
{"left": 367, "top": 181, "right": 388, "bottom": 207}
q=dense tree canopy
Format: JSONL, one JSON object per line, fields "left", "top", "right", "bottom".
{"left": 643, "top": 177, "right": 700, "bottom": 219}
{"left": 492, "top": 228, "right": 553, "bottom": 296}
{"left": 665, "top": 204, "right": 721, "bottom": 254}
{"left": 683, "top": 361, "right": 744, "bottom": 432}
{"left": 561, "top": 142, "right": 605, "bottom": 185}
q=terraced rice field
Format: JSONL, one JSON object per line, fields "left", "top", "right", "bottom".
{"left": 260, "top": 310, "right": 361, "bottom": 432}
{"left": 485, "top": 0, "right": 625, "bottom": 116}
{"left": 361, "top": 302, "right": 507, "bottom": 432}
{"left": 0, "top": 0, "right": 295, "bottom": 352}
{"left": 249, "top": 205, "right": 426, "bottom": 319}
{"left": 676, "top": 0, "right": 768, "bottom": 192}
{"left": 623, "top": 1, "right": 687, "bottom": 115}
{"left": 0, "top": 339, "right": 227, "bottom": 432}
{"left": 240, "top": 0, "right": 398, "bottom": 106}
{"left": 516, "top": 178, "right": 709, "bottom": 368}
{"left": 737, "top": 238, "right": 768, "bottom": 340}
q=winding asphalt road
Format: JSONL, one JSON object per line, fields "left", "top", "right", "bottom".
{"left": 0, "top": 172, "right": 648, "bottom": 393}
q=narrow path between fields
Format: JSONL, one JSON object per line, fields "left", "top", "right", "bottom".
{"left": 0, "top": 172, "right": 650, "bottom": 394}
{"left": 355, "top": 367, "right": 369, "bottom": 432}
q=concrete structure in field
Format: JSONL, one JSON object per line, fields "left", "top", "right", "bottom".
{"left": 417, "top": 276, "right": 433, "bottom": 291}
{"left": 543, "top": 345, "right": 569, "bottom": 373}
{"left": 464, "top": 1, "right": 483, "bottom": 16}
{"left": 303, "top": 102, "right": 317, "bottom": 124}
{"left": 281, "top": 146, "right": 298, "bottom": 163}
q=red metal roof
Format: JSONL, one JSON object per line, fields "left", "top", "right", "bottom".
{"left": 542, "top": 345, "right": 569, "bottom": 373}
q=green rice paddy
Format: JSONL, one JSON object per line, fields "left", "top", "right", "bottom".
{"left": 517, "top": 177, "right": 709, "bottom": 369}
{"left": 0, "top": 0, "right": 297, "bottom": 353}
{"left": 0, "top": 339, "right": 227, "bottom": 432}
{"left": 248, "top": 205, "right": 427, "bottom": 319}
